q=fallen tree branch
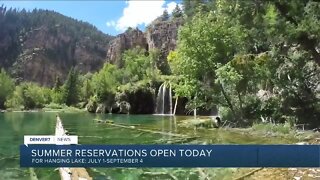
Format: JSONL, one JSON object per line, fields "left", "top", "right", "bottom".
{"left": 141, "top": 172, "right": 178, "bottom": 180}
{"left": 0, "top": 155, "right": 19, "bottom": 161}
{"left": 154, "top": 136, "right": 199, "bottom": 144}
{"left": 94, "top": 119, "right": 142, "bottom": 126}
{"left": 166, "top": 136, "right": 199, "bottom": 144}
{"left": 233, "top": 168, "right": 263, "bottom": 180}
{"left": 103, "top": 121, "right": 190, "bottom": 138}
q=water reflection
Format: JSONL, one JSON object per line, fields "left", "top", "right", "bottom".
{"left": 0, "top": 112, "right": 298, "bottom": 180}
{"left": 0, "top": 112, "right": 58, "bottom": 179}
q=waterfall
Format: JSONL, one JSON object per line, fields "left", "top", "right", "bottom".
{"left": 169, "top": 84, "right": 172, "bottom": 115}
{"left": 162, "top": 84, "right": 166, "bottom": 114}
{"left": 156, "top": 83, "right": 164, "bottom": 114}
{"left": 173, "top": 97, "right": 178, "bottom": 115}
{"left": 155, "top": 82, "right": 173, "bottom": 115}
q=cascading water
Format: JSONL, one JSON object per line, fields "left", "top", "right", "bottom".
{"left": 169, "top": 84, "right": 172, "bottom": 114}
{"left": 156, "top": 83, "right": 164, "bottom": 114}
{"left": 162, "top": 84, "right": 166, "bottom": 114}
{"left": 155, "top": 82, "right": 173, "bottom": 115}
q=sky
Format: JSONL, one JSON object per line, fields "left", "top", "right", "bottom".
{"left": 1, "top": 0, "right": 182, "bottom": 36}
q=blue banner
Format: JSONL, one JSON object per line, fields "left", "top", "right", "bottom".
{"left": 20, "top": 145, "right": 320, "bottom": 167}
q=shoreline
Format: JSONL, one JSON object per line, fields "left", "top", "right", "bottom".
{"left": 0, "top": 110, "right": 316, "bottom": 138}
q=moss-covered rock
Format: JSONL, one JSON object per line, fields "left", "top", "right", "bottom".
{"left": 85, "top": 99, "right": 97, "bottom": 113}
{"left": 127, "top": 88, "right": 155, "bottom": 114}
{"left": 96, "top": 103, "right": 107, "bottom": 113}
{"left": 119, "top": 101, "right": 130, "bottom": 114}
{"left": 116, "top": 82, "right": 156, "bottom": 114}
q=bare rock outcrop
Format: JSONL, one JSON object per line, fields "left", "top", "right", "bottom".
{"left": 145, "top": 19, "right": 183, "bottom": 74}
{"left": 106, "top": 19, "right": 183, "bottom": 73}
{"left": 0, "top": 8, "right": 113, "bottom": 86}
{"left": 12, "top": 25, "right": 111, "bottom": 86}
{"left": 106, "top": 28, "right": 148, "bottom": 67}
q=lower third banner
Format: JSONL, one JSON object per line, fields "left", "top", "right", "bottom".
{"left": 20, "top": 145, "right": 320, "bottom": 167}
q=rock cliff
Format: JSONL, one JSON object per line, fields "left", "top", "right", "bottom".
{"left": 106, "top": 19, "right": 183, "bottom": 73}
{"left": 0, "top": 8, "right": 113, "bottom": 86}
{"left": 1, "top": 7, "right": 183, "bottom": 87}
{"left": 106, "top": 28, "right": 148, "bottom": 67}
{"left": 145, "top": 19, "right": 183, "bottom": 74}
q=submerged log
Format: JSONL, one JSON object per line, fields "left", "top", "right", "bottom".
{"left": 141, "top": 172, "right": 178, "bottom": 180}
{"left": 179, "top": 117, "right": 221, "bottom": 129}
{"left": 155, "top": 136, "right": 199, "bottom": 144}
{"left": 167, "top": 136, "right": 199, "bottom": 144}
{"left": 102, "top": 120, "right": 191, "bottom": 138}
{"left": 94, "top": 119, "right": 142, "bottom": 126}
{"left": 93, "top": 119, "right": 105, "bottom": 123}
{"left": 0, "top": 155, "right": 19, "bottom": 161}
{"left": 233, "top": 168, "right": 263, "bottom": 180}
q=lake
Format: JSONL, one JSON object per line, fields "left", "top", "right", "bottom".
{"left": 0, "top": 112, "right": 297, "bottom": 179}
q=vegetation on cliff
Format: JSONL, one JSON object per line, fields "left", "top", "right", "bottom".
{"left": 2, "top": 46, "right": 161, "bottom": 113}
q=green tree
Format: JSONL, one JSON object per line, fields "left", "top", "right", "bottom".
{"left": 5, "top": 83, "right": 48, "bottom": 109}
{"left": 172, "top": 5, "right": 183, "bottom": 19}
{"left": 0, "top": 69, "right": 14, "bottom": 109}
{"left": 63, "top": 68, "right": 80, "bottom": 106}
{"left": 51, "top": 75, "right": 64, "bottom": 104}
{"left": 5, "top": 85, "right": 25, "bottom": 110}
{"left": 53, "top": 75, "right": 63, "bottom": 92}
{"left": 122, "top": 47, "right": 160, "bottom": 83}
{"left": 264, "top": 1, "right": 320, "bottom": 66}
{"left": 170, "top": 0, "right": 320, "bottom": 126}
{"left": 183, "top": 0, "right": 207, "bottom": 18}
{"left": 80, "top": 73, "right": 93, "bottom": 102}
{"left": 169, "top": 10, "right": 243, "bottom": 112}
{"left": 92, "top": 64, "right": 119, "bottom": 103}
{"left": 23, "top": 83, "right": 48, "bottom": 108}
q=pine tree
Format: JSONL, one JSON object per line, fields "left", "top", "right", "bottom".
{"left": 63, "top": 68, "right": 80, "bottom": 106}
{"left": 183, "top": 0, "right": 206, "bottom": 18}
{"left": 172, "top": 4, "right": 183, "bottom": 18}
{"left": 53, "top": 75, "right": 62, "bottom": 92}
{"left": 161, "top": 10, "right": 169, "bottom": 21}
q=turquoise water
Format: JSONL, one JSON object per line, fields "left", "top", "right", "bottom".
{"left": 0, "top": 112, "right": 297, "bottom": 179}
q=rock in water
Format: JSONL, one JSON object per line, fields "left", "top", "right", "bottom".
{"left": 96, "top": 104, "right": 106, "bottom": 113}
{"left": 119, "top": 101, "right": 130, "bottom": 114}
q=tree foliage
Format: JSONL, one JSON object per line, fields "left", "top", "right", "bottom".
{"left": 122, "top": 47, "right": 160, "bottom": 83}
{"left": 5, "top": 82, "right": 50, "bottom": 109}
{"left": 171, "top": 0, "right": 320, "bottom": 126}
{"left": 172, "top": 5, "right": 183, "bottom": 19}
{"left": 0, "top": 69, "right": 14, "bottom": 109}
{"left": 63, "top": 68, "right": 80, "bottom": 106}
{"left": 92, "top": 64, "right": 119, "bottom": 103}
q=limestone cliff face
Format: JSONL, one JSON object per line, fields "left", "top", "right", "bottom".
{"left": 106, "top": 28, "right": 148, "bottom": 67}
{"left": 106, "top": 19, "right": 183, "bottom": 73}
{"left": 0, "top": 9, "right": 113, "bottom": 86}
{"left": 1, "top": 7, "right": 182, "bottom": 86}
{"left": 145, "top": 19, "right": 183, "bottom": 73}
{"left": 10, "top": 26, "right": 109, "bottom": 85}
